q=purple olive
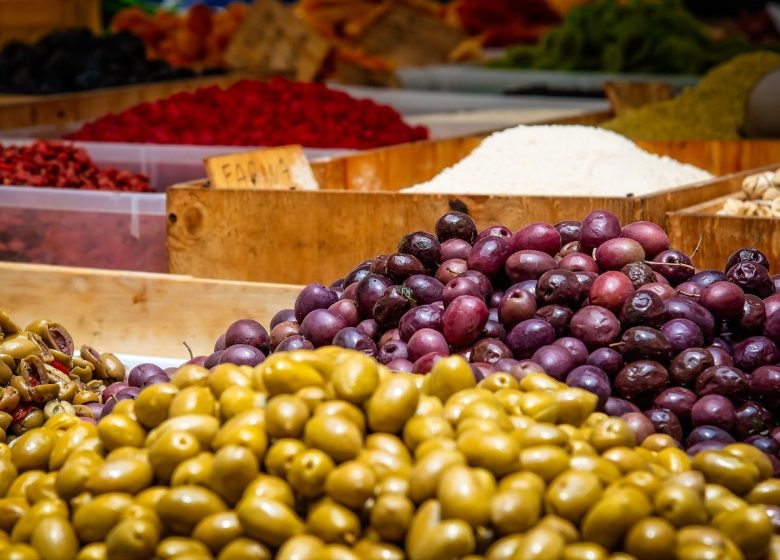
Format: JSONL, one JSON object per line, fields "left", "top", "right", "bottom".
{"left": 476, "top": 225, "right": 512, "bottom": 242}
{"left": 102, "top": 382, "right": 129, "bottom": 402}
{"left": 555, "top": 220, "right": 581, "bottom": 245}
{"left": 399, "top": 305, "right": 443, "bottom": 342}
{"left": 299, "top": 310, "right": 348, "bottom": 348}
{"left": 332, "top": 327, "right": 378, "bottom": 356}
{"left": 505, "top": 250, "right": 558, "bottom": 283}
{"left": 373, "top": 286, "right": 416, "bottom": 331}
{"left": 435, "top": 211, "right": 477, "bottom": 243}
{"left": 509, "top": 222, "right": 561, "bottom": 256}
{"left": 661, "top": 318, "right": 704, "bottom": 354}
{"left": 377, "top": 340, "right": 408, "bottom": 364}
{"left": 443, "top": 277, "right": 484, "bottom": 306}
{"left": 204, "top": 351, "right": 223, "bottom": 369}
{"left": 398, "top": 231, "right": 441, "bottom": 272}
{"left": 725, "top": 247, "right": 770, "bottom": 273}
{"left": 691, "top": 395, "right": 736, "bottom": 432}
{"left": 403, "top": 274, "right": 444, "bottom": 305}
{"left": 732, "top": 336, "right": 780, "bottom": 372}
{"left": 559, "top": 253, "right": 599, "bottom": 274}
{"left": 498, "top": 286, "right": 537, "bottom": 329}
{"left": 506, "top": 319, "right": 556, "bottom": 359}
{"left": 728, "top": 261, "right": 774, "bottom": 298}
{"left": 621, "top": 289, "right": 666, "bottom": 328}
{"left": 214, "top": 334, "right": 227, "bottom": 352}
{"left": 328, "top": 300, "right": 360, "bottom": 327}
{"left": 553, "top": 337, "right": 588, "bottom": 365}
{"left": 270, "top": 309, "right": 296, "bottom": 330}
{"left": 621, "top": 221, "right": 669, "bottom": 259}
{"left": 578, "top": 210, "right": 622, "bottom": 254}
{"left": 219, "top": 344, "right": 265, "bottom": 367}
{"left": 690, "top": 270, "right": 727, "bottom": 288}
{"left": 468, "top": 236, "right": 513, "bottom": 279}
{"left": 275, "top": 335, "right": 314, "bottom": 353}
{"left": 354, "top": 275, "right": 394, "bottom": 318}
{"left": 566, "top": 365, "right": 611, "bottom": 408}
{"left": 750, "top": 365, "right": 780, "bottom": 411}
{"left": 440, "top": 239, "right": 472, "bottom": 261}
{"left": 536, "top": 269, "right": 581, "bottom": 308}
{"left": 615, "top": 360, "right": 669, "bottom": 404}
{"left": 386, "top": 358, "right": 414, "bottom": 372}
{"left": 734, "top": 400, "right": 773, "bottom": 439}
{"left": 651, "top": 250, "right": 695, "bottom": 286}
{"left": 653, "top": 387, "right": 697, "bottom": 424}
{"left": 664, "top": 297, "right": 715, "bottom": 339}
{"left": 385, "top": 253, "right": 426, "bottom": 283}
{"left": 471, "top": 338, "right": 512, "bottom": 365}
{"left": 569, "top": 305, "right": 621, "bottom": 350}
{"left": 605, "top": 397, "right": 640, "bottom": 416}
{"left": 531, "top": 345, "right": 577, "bottom": 381}
{"left": 127, "top": 363, "right": 164, "bottom": 388}
{"left": 407, "top": 328, "right": 449, "bottom": 362}
{"left": 535, "top": 305, "right": 573, "bottom": 337}
{"left": 687, "top": 425, "right": 736, "bottom": 447}
{"left": 442, "top": 295, "right": 489, "bottom": 348}
{"left": 493, "top": 358, "right": 520, "bottom": 373}
{"left": 696, "top": 365, "right": 749, "bottom": 399}
{"left": 356, "top": 319, "right": 379, "bottom": 341}
{"left": 586, "top": 347, "right": 624, "bottom": 379}
{"left": 644, "top": 408, "right": 683, "bottom": 442}
{"left": 411, "top": 352, "right": 447, "bottom": 374}
{"left": 141, "top": 374, "right": 170, "bottom": 388}
{"left": 295, "top": 283, "right": 339, "bottom": 322}
{"left": 482, "top": 320, "right": 507, "bottom": 341}
{"left": 622, "top": 412, "right": 656, "bottom": 443}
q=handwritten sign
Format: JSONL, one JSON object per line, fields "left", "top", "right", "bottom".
{"left": 205, "top": 146, "right": 320, "bottom": 191}
{"left": 225, "top": 0, "right": 331, "bottom": 82}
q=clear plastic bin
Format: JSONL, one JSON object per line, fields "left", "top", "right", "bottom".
{"left": 0, "top": 186, "right": 167, "bottom": 272}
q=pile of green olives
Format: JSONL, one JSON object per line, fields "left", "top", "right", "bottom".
{"left": 0, "top": 311, "right": 124, "bottom": 443}
{"left": 0, "top": 348, "right": 778, "bottom": 560}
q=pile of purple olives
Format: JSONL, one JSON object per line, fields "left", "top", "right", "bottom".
{"left": 199, "top": 210, "right": 780, "bottom": 466}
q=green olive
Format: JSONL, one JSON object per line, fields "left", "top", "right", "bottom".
{"left": 510, "top": 526, "right": 566, "bottom": 560}
{"left": 265, "top": 395, "right": 310, "bottom": 439}
{"left": 11, "top": 428, "right": 56, "bottom": 472}
{"left": 563, "top": 543, "right": 609, "bottom": 560}
{"left": 85, "top": 457, "right": 153, "bottom": 495}
{"left": 105, "top": 518, "right": 160, "bottom": 560}
{"left": 9, "top": 498, "right": 68, "bottom": 542}
{"left": 168, "top": 386, "right": 217, "bottom": 418}
{"left": 409, "top": 449, "right": 466, "bottom": 504}
{"left": 520, "top": 391, "right": 560, "bottom": 423}
{"left": 351, "top": 540, "right": 404, "bottom": 560}
{"left": 406, "top": 500, "right": 475, "bottom": 560}
{"left": 654, "top": 485, "right": 707, "bottom": 527}
{"left": 485, "top": 534, "right": 524, "bottom": 560}
{"left": 207, "top": 364, "right": 251, "bottom": 399}
{"left": 0, "top": 497, "right": 28, "bottom": 533}
{"left": 236, "top": 496, "right": 304, "bottom": 547}
{"left": 498, "top": 470, "right": 546, "bottom": 495}
{"left": 2, "top": 339, "right": 40, "bottom": 360}
{"left": 370, "top": 493, "right": 414, "bottom": 542}
{"left": 98, "top": 354, "right": 124, "bottom": 382}
{"left": 415, "top": 395, "right": 443, "bottom": 417}
{"left": 169, "top": 364, "right": 210, "bottom": 389}
{"left": 155, "top": 537, "right": 212, "bottom": 559}
{"left": 704, "top": 484, "right": 748, "bottom": 518}
{"left": 264, "top": 439, "right": 306, "bottom": 482}
{"left": 216, "top": 537, "right": 272, "bottom": 560}
{"left": 156, "top": 485, "right": 227, "bottom": 534}
{"left": 590, "top": 418, "right": 636, "bottom": 453}
{"left": 457, "top": 429, "right": 520, "bottom": 478}
{"left": 538, "top": 515, "right": 581, "bottom": 545}
{"left": 30, "top": 516, "right": 78, "bottom": 560}
{"left": 490, "top": 488, "right": 542, "bottom": 535}
{"left": 54, "top": 450, "right": 103, "bottom": 500}
{"left": 436, "top": 465, "right": 491, "bottom": 528}
{"left": 581, "top": 487, "right": 653, "bottom": 550}
{"left": 73, "top": 493, "right": 133, "bottom": 543}
{"left": 97, "top": 415, "right": 145, "bottom": 451}
{"left": 414, "top": 438, "right": 458, "bottom": 461}
{"left": 48, "top": 423, "right": 96, "bottom": 471}
{"left": 261, "top": 359, "right": 324, "bottom": 396}
{"left": 746, "top": 479, "right": 780, "bottom": 506}
{"left": 624, "top": 517, "right": 676, "bottom": 560}
{"left": 545, "top": 470, "right": 603, "bottom": 524}
{"left": 306, "top": 497, "right": 361, "bottom": 545}
{"left": 366, "top": 373, "right": 419, "bottom": 434}
{"left": 330, "top": 352, "right": 379, "bottom": 404}
{"left": 0, "top": 460, "right": 18, "bottom": 498}
{"left": 242, "top": 474, "right": 295, "bottom": 508}
{"left": 426, "top": 356, "right": 476, "bottom": 403}
{"left": 75, "top": 543, "right": 106, "bottom": 560}
{"left": 7, "top": 471, "right": 45, "bottom": 499}
{"left": 275, "top": 535, "right": 325, "bottom": 560}
{"left": 693, "top": 451, "right": 761, "bottom": 496}
{"left": 192, "top": 511, "right": 243, "bottom": 554}
{"left": 314, "top": 401, "right": 366, "bottom": 434}
{"left": 147, "top": 430, "right": 201, "bottom": 483}
{"left": 209, "top": 445, "right": 259, "bottom": 505}
{"left": 325, "top": 460, "right": 376, "bottom": 509}
{"left": 516, "top": 423, "right": 569, "bottom": 448}
{"left": 219, "top": 387, "right": 264, "bottom": 422}
{"left": 170, "top": 452, "right": 213, "bottom": 487}
{"left": 519, "top": 445, "right": 570, "bottom": 483}
{"left": 0, "top": 544, "right": 41, "bottom": 560}
{"left": 135, "top": 487, "right": 167, "bottom": 510}
{"left": 287, "top": 449, "right": 335, "bottom": 499}
{"left": 569, "top": 456, "right": 623, "bottom": 486}
{"left": 294, "top": 386, "right": 329, "bottom": 413}
{"left": 723, "top": 443, "right": 773, "bottom": 480}
{"left": 304, "top": 414, "right": 362, "bottom": 463}
{"left": 714, "top": 505, "right": 773, "bottom": 560}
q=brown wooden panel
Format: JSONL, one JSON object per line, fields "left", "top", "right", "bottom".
{"left": 637, "top": 139, "right": 780, "bottom": 175}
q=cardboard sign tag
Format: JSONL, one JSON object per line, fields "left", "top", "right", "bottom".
{"left": 356, "top": 3, "right": 466, "bottom": 67}
{"left": 225, "top": 0, "right": 331, "bottom": 82}
{"left": 205, "top": 146, "right": 320, "bottom": 191}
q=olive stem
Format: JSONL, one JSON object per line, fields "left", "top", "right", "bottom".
{"left": 182, "top": 341, "right": 194, "bottom": 360}
{"left": 677, "top": 290, "right": 700, "bottom": 298}
{"left": 689, "top": 234, "right": 704, "bottom": 261}
{"left": 643, "top": 260, "right": 696, "bottom": 271}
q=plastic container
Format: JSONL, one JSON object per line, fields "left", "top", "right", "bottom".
{"left": 0, "top": 186, "right": 167, "bottom": 272}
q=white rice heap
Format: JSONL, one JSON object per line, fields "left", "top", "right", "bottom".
{"left": 402, "top": 125, "right": 713, "bottom": 197}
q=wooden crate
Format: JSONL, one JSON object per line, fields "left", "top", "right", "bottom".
{"left": 667, "top": 165, "right": 780, "bottom": 271}
{"left": 168, "top": 129, "right": 751, "bottom": 285}
{"left": 0, "top": 262, "right": 301, "bottom": 358}
{"left": 0, "top": 0, "right": 101, "bottom": 48}
{"left": 635, "top": 140, "right": 780, "bottom": 176}
{"left": 0, "top": 73, "right": 254, "bottom": 130}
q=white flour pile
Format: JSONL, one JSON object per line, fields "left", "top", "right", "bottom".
{"left": 402, "top": 125, "right": 712, "bottom": 197}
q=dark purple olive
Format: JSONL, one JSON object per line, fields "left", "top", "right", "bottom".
{"left": 555, "top": 220, "right": 581, "bottom": 245}
{"left": 669, "top": 348, "right": 714, "bottom": 388}
{"left": 690, "top": 270, "right": 727, "bottom": 288}
{"left": 617, "top": 326, "right": 672, "bottom": 363}
{"left": 141, "top": 374, "right": 170, "bottom": 388}
{"left": 506, "top": 319, "right": 556, "bottom": 359}
{"left": 344, "top": 263, "right": 372, "bottom": 287}
{"left": 688, "top": 426, "right": 736, "bottom": 448}
{"left": 590, "top": 271, "right": 635, "bottom": 313}
{"left": 514, "top": 279, "right": 538, "bottom": 297}
{"left": 377, "top": 340, "right": 408, "bottom": 364}
{"left": 356, "top": 319, "right": 379, "bottom": 341}
{"left": 676, "top": 282, "right": 703, "bottom": 302}
{"left": 531, "top": 345, "right": 577, "bottom": 380}
{"left": 614, "top": 360, "right": 669, "bottom": 404}
{"left": 373, "top": 286, "right": 416, "bottom": 331}
{"left": 569, "top": 305, "right": 621, "bottom": 350}
{"left": 459, "top": 270, "right": 493, "bottom": 301}
{"left": 435, "top": 259, "right": 468, "bottom": 285}
{"left": 116, "top": 386, "right": 141, "bottom": 400}
{"left": 84, "top": 402, "right": 104, "bottom": 417}
{"left": 641, "top": 282, "right": 677, "bottom": 301}
{"left": 565, "top": 365, "right": 610, "bottom": 408}
{"left": 504, "top": 250, "right": 558, "bottom": 283}
{"left": 270, "top": 309, "right": 296, "bottom": 329}
{"left": 379, "top": 329, "right": 401, "bottom": 347}
{"left": 399, "top": 305, "right": 443, "bottom": 342}
{"left": 605, "top": 397, "right": 640, "bottom": 416}
{"left": 586, "top": 347, "right": 624, "bottom": 378}
{"left": 728, "top": 262, "right": 774, "bottom": 298}
{"left": 734, "top": 400, "right": 773, "bottom": 439}
{"left": 705, "top": 346, "right": 734, "bottom": 367}
{"left": 772, "top": 275, "right": 780, "bottom": 295}
{"left": 595, "top": 238, "right": 646, "bottom": 271}
{"left": 219, "top": 344, "right": 266, "bottom": 367}
{"left": 398, "top": 231, "right": 440, "bottom": 272}
{"left": 700, "top": 281, "right": 746, "bottom": 320}
{"left": 471, "top": 362, "right": 495, "bottom": 381}
{"left": 102, "top": 382, "right": 130, "bottom": 403}
{"left": 661, "top": 318, "right": 704, "bottom": 354}
{"left": 213, "top": 334, "right": 227, "bottom": 352}
{"left": 498, "top": 286, "right": 537, "bottom": 329}
{"left": 710, "top": 337, "right": 732, "bottom": 352}
{"left": 621, "top": 262, "right": 658, "bottom": 290}
{"left": 509, "top": 360, "right": 546, "bottom": 380}
{"left": 559, "top": 241, "right": 580, "bottom": 258}
{"left": 490, "top": 291, "right": 505, "bottom": 309}
{"left": 653, "top": 387, "right": 697, "bottom": 424}
{"left": 651, "top": 250, "right": 695, "bottom": 286}
{"left": 750, "top": 365, "right": 780, "bottom": 411}
{"left": 101, "top": 390, "right": 136, "bottom": 418}
{"left": 328, "top": 300, "right": 360, "bottom": 327}
{"left": 494, "top": 358, "right": 520, "bottom": 373}
{"left": 509, "top": 222, "right": 561, "bottom": 256}
{"left": 385, "top": 253, "right": 426, "bottom": 283}
{"left": 744, "top": 435, "right": 779, "bottom": 456}
{"left": 536, "top": 269, "right": 580, "bottom": 308}
{"left": 435, "top": 211, "right": 477, "bottom": 243}
{"left": 559, "top": 253, "right": 599, "bottom": 274}
{"left": 687, "top": 441, "right": 727, "bottom": 454}
{"left": 691, "top": 395, "right": 736, "bottom": 431}
{"left": 732, "top": 336, "right": 780, "bottom": 372}
{"left": 578, "top": 210, "right": 622, "bottom": 254}
{"left": 664, "top": 297, "right": 715, "bottom": 339}
{"left": 535, "top": 304, "right": 573, "bottom": 337}
{"left": 127, "top": 363, "right": 165, "bottom": 388}
{"left": 696, "top": 365, "right": 749, "bottom": 399}
{"left": 354, "top": 275, "right": 394, "bottom": 318}
{"left": 482, "top": 320, "right": 507, "bottom": 341}
{"left": 443, "top": 277, "right": 484, "bottom": 306}
{"left": 386, "top": 358, "right": 414, "bottom": 372}
{"left": 225, "top": 319, "right": 269, "bottom": 353}
{"left": 300, "top": 310, "right": 348, "bottom": 348}
{"left": 276, "top": 335, "right": 314, "bottom": 353}
{"left": 467, "top": 236, "right": 512, "bottom": 280}
{"left": 725, "top": 247, "right": 770, "bottom": 273}
{"left": 621, "top": 221, "right": 669, "bottom": 259}
{"left": 442, "top": 295, "right": 489, "bottom": 348}
{"left": 411, "top": 352, "right": 447, "bottom": 374}
{"left": 476, "top": 225, "right": 512, "bottom": 242}
{"left": 472, "top": 338, "right": 512, "bottom": 364}
{"left": 620, "top": 290, "right": 665, "bottom": 328}
{"left": 295, "top": 283, "right": 339, "bottom": 322}
{"left": 270, "top": 321, "right": 299, "bottom": 351}
{"left": 204, "top": 351, "right": 222, "bottom": 369}
{"left": 370, "top": 255, "right": 391, "bottom": 275}
{"left": 553, "top": 337, "right": 588, "bottom": 365}
{"left": 765, "top": 309, "right": 780, "bottom": 346}
{"left": 729, "top": 294, "right": 766, "bottom": 336}
{"left": 457, "top": 347, "right": 473, "bottom": 362}
{"left": 407, "top": 328, "right": 449, "bottom": 362}
{"left": 644, "top": 408, "right": 683, "bottom": 442}
{"left": 332, "top": 327, "right": 378, "bottom": 356}
{"left": 440, "top": 239, "right": 473, "bottom": 262}
{"left": 622, "top": 412, "right": 656, "bottom": 443}
{"left": 341, "top": 283, "right": 358, "bottom": 302}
